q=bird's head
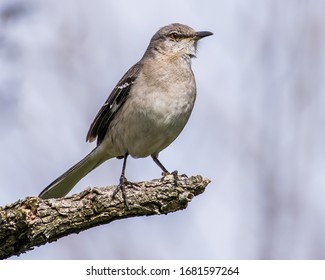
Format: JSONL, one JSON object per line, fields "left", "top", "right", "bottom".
{"left": 145, "top": 23, "right": 213, "bottom": 59}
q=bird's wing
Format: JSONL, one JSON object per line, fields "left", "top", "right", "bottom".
{"left": 86, "top": 62, "right": 142, "bottom": 145}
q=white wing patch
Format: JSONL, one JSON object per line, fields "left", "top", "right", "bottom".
{"left": 103, "top": 81, "right": 134, "bottom": 111}
{"left": 117, "top": 81, "right": 133, "bottom": 89}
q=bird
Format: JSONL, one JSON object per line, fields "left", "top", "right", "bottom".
{"left": 39, "top": 23, "right": 213, "bottom": 208}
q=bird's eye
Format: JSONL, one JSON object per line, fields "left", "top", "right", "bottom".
{"left": 169, "top": 32, "right": 180, "bottom": 41}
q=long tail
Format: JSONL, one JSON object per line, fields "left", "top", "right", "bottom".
{"left": 39, "top": 147, "right": 112, "bottom": 199}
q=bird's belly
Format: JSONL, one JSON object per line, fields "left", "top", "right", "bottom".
{"left": 128, "top": 96, "right": 193, "bottom": 157}
{"left": 106, "top": 88, "right": 195, "bottom": 158}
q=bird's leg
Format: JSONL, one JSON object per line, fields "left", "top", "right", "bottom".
{"left": 112, "top": 153, "right": 139, "bottom": 209}
{"left": 151, "top": 155, "right": 178, "bottom": 185}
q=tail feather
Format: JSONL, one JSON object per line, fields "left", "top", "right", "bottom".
{"left": 39, "top": 148, "right": 112, "bottom": 199}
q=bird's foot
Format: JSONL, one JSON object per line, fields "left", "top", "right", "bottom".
{"left": 161, "top": 170, "right": 179, "bottom": 186}
{"left": 112, "top": 175, "right": 139, "bottom": 209}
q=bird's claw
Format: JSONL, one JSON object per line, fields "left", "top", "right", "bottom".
{"left": 161, "top": 170, "right": 179, "bottom": 186}
{"left": 112, "top": 175, "right": 138, "bottom": 209}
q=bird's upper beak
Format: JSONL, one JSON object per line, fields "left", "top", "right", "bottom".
{"left": 194, "top": 31, "right": 213, "bottom": 40}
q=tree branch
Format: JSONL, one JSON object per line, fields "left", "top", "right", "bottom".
{"left": 0, "top": 174, "right": 210, "bottom": 259}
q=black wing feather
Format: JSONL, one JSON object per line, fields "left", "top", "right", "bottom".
{"left": 86, "top": 62, "right": 142, "bottom": 145}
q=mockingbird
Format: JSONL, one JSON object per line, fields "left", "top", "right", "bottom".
{"left": 39, "top": 23, "right": 213, "bottom": 207}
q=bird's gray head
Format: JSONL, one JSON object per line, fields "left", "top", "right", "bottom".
{"left": 145, "top": 23, "right": 213, "bottom": 59}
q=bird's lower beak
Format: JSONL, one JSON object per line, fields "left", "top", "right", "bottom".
{"left": 195, "top": 31, "right": 213, "bottom": 40}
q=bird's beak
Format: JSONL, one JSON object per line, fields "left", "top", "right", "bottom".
{"left": 195, "top": 31, "right": 213, "bottom": 40}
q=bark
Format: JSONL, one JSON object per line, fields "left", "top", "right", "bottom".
{"left": 0, "top": 174, "right": 210, "bottom": 259}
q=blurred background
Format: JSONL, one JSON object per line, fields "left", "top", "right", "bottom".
{"left": 1, "top": 0, "right": 325, "bottom": 259}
